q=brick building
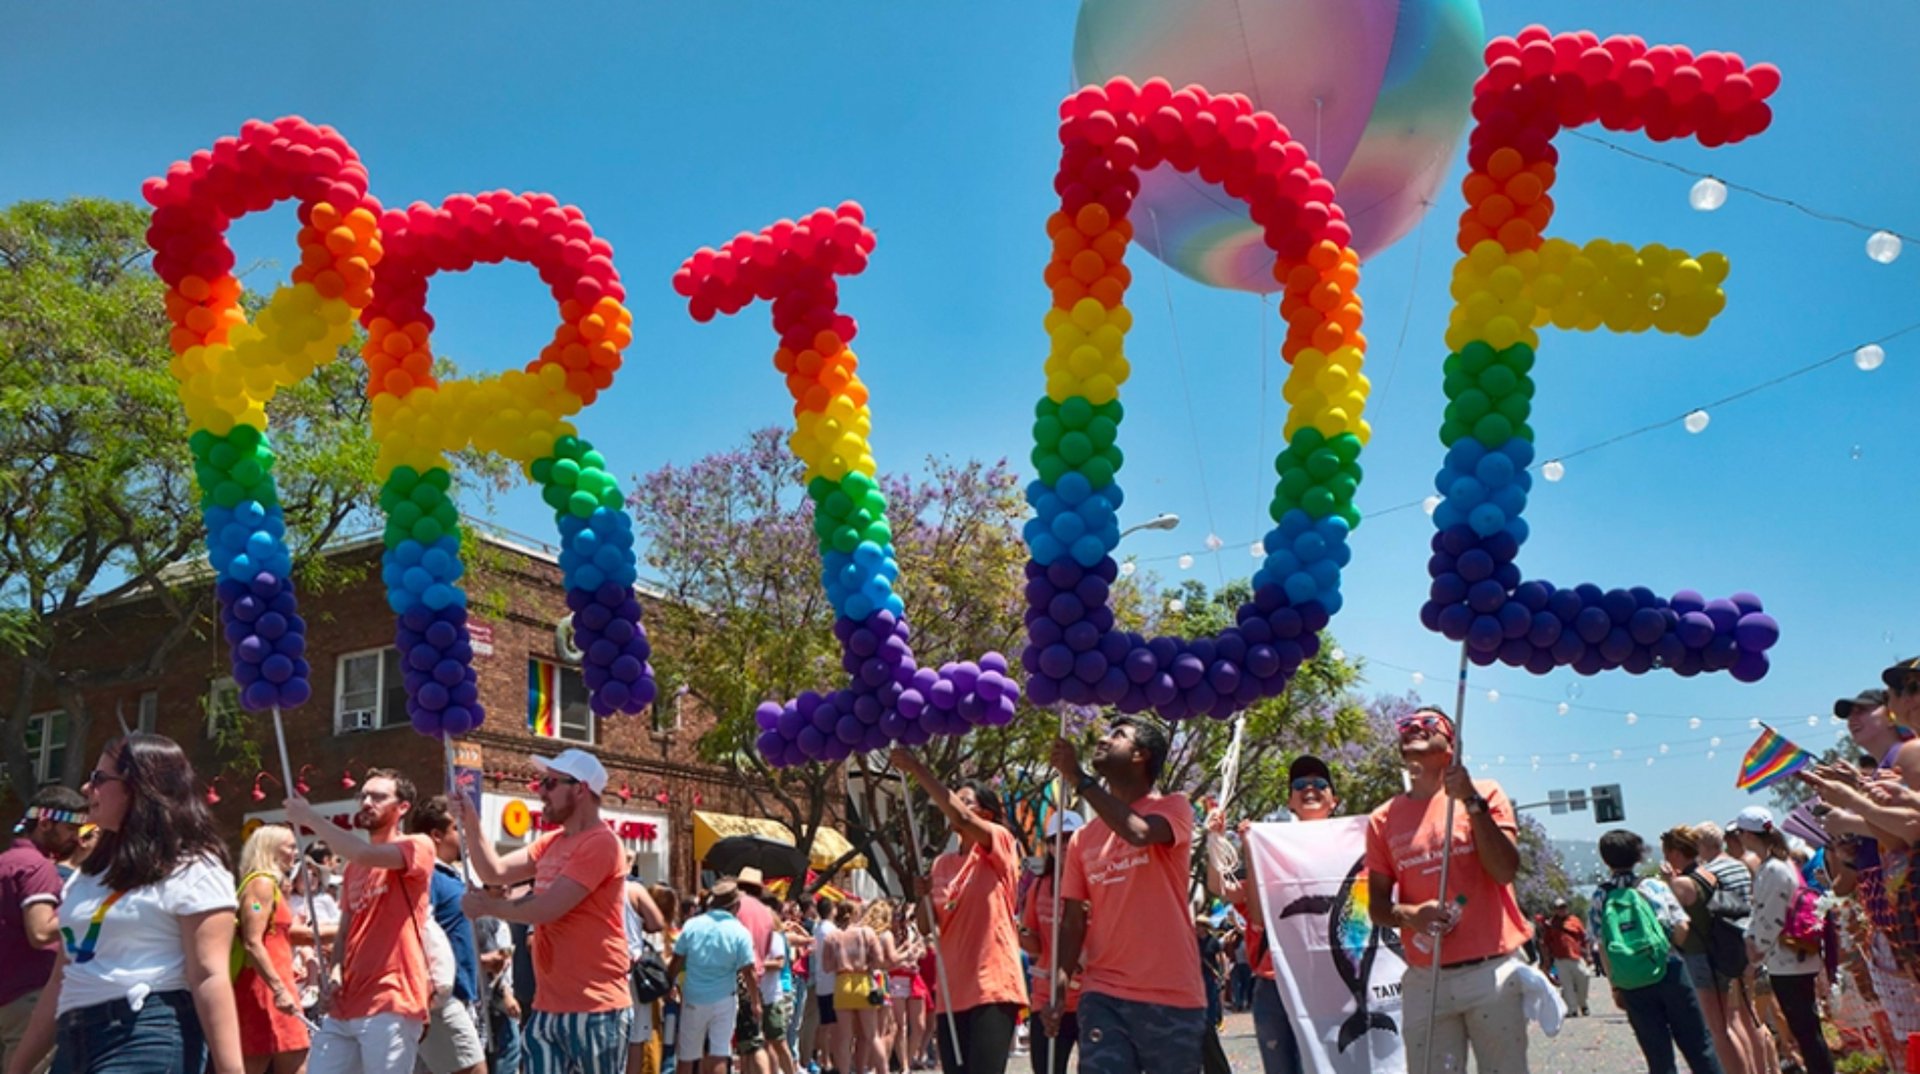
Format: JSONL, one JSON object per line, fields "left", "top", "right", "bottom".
{"left": 3, "top": 529, "right": 859, "bottom": 893}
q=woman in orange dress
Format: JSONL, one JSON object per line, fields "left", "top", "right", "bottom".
{"left": 234, "top": 825, "right": 311, "bottom": 1074}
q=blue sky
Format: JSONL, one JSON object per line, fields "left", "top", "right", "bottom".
{"left": 6, "top": 2, "right": 1917, "bottom": 846}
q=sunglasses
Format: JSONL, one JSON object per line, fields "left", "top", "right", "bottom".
{"left": 85, "top": 770, "right": 126, "bottom": 787}
{"left": 1396, "top": 713, "right": 1450, "bottom": 739}
{"left": 1290, "top": 777, "right": 1331, "bottom": 793}
{"left": 538, "top": 775, "right": 580, "bottom": 790}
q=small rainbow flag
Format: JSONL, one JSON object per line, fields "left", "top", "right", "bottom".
{"left": 1735, "top": 724, "right": 1816, "bottom": 793}
{"left": 527, "top": 660, "right": 558, "bottom": 738}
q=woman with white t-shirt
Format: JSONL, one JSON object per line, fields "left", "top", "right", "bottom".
{"left": 3, "top": 733, "right": 242, "bottom": 1074}
{"left": 1737, "top": 816, "right": 1834, "bottom": 1074}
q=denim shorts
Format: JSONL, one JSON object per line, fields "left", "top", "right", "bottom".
{"left": 55, "top": 991, "right": 205, "bottom": 1074}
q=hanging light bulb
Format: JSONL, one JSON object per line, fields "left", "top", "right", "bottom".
{"left": 1689, "top": 177, "right": 1728, "bottom": 211}
{"left": 1569, "top": 752, "right": 1580, "bottom": 763}
{"left": 1542, "top": 460, "right": 1565, "bottom": 482}
{"left": 1706, "top": 750, "right": 1716, "bottom": 760}
{"left": 1646, "top": 757, "right": 1656, "bottom": 766}
{"left": 1612, "top": 748, "right": 1623, "bottom": 759}
{"left": 1688, "top": 717, "right": 1702, "bottom": 730}
{"left": 1588, "top": 761, "right": 1597, "bottom": 771}
{"left": 1625, "top": 711, "right": 1639, "bottom": 726}
{"left": 1496, "top": 755, "right": 1507, "bottom": 765}
{"left": 1749, "top": 718, "right": 1761, "bottom": 730}
{"left": 1167, "top": 598, "right": 1185, "bottom": 614}
{"left": 1710, "top": 736, "right": 1722, "bottom": 748}
{"left": 1204, "top": 533, "right": 1224, "bottom": 551}
{"left": 1683, "top": 410, "right": 1710, "bottom": 434}
{"left": 1486, "top": 689, "right": 1500, "bottom": 703}
{"left": 1556, "top": 702, "right": 1570, "bottom": 716}
{"left": 1807, "top": 714, "right": 1820, "bottom": 727}
{"left": 1118, "top": 561, "right": 1137, "bottom": 578}
{"left": 1659, "top": 743, "right": 1670, "bottom": 754}
{"left": 1421, "top": 495, "right": 1441, "bottom": 516}
{"left": 1411, "top": 671, "right": 1425, "bottom": 686}
{"left": 1330, "top": 648, "right": 1346, "bottom": 662}
{"left": 1866, "top": 230, "right": 1903, "bottom": 264}
{"left": 1178, "top": 554, "right": 1194, "bottom": 570}
{"left": 1249, "top": 540, "right": 1265, "bottom": 558}
{"left": 1855, "top": 344, "right": 1885, "bottom": 371}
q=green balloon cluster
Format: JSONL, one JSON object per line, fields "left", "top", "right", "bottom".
{"left": 1031, "top": 396, "right": 1125, "bottom": 489}
{"left": 190, "top": 424, "right": 279, "bottom": 509}
{"left": 1439, "top": 341, "right": 1536, "bottom": 447}
{"left": 1271, "top": 428, "right": 1364, "bottom": 529}
{"left": 381, "top": 466, "right": 459, "bottom": 547}
{"left": 809, "top": 471, "right": 893, "bottom": 556}
{"left": 532, "top": 435, "right": 622, "bottom": 520}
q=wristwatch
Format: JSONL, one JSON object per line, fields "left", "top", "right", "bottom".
{"left": 1464, "top": 794, "right": 1489, "bottom": 816}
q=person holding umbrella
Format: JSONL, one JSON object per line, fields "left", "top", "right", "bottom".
{"left": 890, "top": 748, "right": 1027, "bottom": 1074}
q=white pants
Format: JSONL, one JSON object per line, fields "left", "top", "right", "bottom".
{"left": 677, "top": 996, "right": 738, "bottom": 1062}
{"left": 1401, "top": 954, "right": 1531, "bottom": 1074}
{"left": 310, "top": 1013, "right": 426, "bottom": 1074}
{"left": 1555, "top": 959, "right": 1591, "bottom": 1014}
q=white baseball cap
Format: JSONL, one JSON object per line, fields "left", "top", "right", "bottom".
{"left": 530, "top": 749, "right": 608, "bottom": 797}
{"left": 1730, "top": 805, "right": 1775, "bottom": 834}
{"left": 1045, "top": 811, "right": 1085, "bottom": 838}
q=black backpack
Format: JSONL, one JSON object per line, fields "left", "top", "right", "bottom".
{"left": 631, "top": 936, "right": 672, "bottom": 1004}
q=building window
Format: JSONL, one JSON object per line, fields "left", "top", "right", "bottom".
{"left": 136, "top": 690, "right": 159, "bottom": 734}
{"left": 652, "top": 685, "right": 687, "bottom": 736}
{"left": 24, "top": 711, "right": 69, "bottom": 785}
{"left": 335, "top": 648, "right": 407, "bottom": 735}
{"left": 206, "top": 679, "right": 242, "bottom": 740}
{"left": 528, "top": 659, "right": 593, "bottom": 744}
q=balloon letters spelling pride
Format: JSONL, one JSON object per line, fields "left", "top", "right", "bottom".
{"left": 1023, "top": 78, "right": 1372, "bottom": 720}
{"left": 675, "top": 206, "right": 1020, "bottom": 765}
{"left": 362, "top": 192, "right": 655, "bottom": 735}
{"left": 148, "top": 118, "right": 385, "bottom": 711}
{"left": 1425, "top": 28, "right": 1781, "bottom": 680}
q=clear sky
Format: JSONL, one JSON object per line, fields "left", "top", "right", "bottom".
{"left": 6, "top": 1, "right": 1916, "bottom": 845}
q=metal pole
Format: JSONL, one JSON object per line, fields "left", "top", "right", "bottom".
{"left": 1044, "top": 707, "right": 1068, "bottom": 1073}
{"left": 900, "top": 777, "right": 963, "bottom": 1056}
{"left": 273, "top": 705, "right": 329, "bottom": 989}
{"left": 443, "top": 734, "right": 476, "bottom": 885}
{"left": 1419, "top": 644, "right": 1472, "bottom": 1074}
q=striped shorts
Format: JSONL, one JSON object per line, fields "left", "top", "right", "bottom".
{"left": 525, "top": 1008, "right": 633, "bottom": 1074}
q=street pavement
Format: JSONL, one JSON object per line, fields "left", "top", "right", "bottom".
{"left": 1216, "top": 982, "right": 1651, "bottom": 1073}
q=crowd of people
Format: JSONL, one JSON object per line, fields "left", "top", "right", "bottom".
{"left": 2, "top": 657, "right": 1918, "bottom": 1074}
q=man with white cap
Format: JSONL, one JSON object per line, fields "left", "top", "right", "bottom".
{"left": 1019, "top": 810, "right": 1083, "bottom": 1074}
{"left": 460, "top": 750, "right": 632, "bottom": 1074}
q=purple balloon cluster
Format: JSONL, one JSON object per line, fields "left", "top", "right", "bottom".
{"left": 1020, "top": 558, "right": 1327, "bottom": 718}
{"left": 1420, "top": 526, "right": 1779, "bottom": 681}
{"left": 219, "top": 576, "right": 312, "bottom": 711}
{"left": 568, "top": 580, "right": 658, "bottom": 717}
{"left": 395, "top": 604, "right": 481, "bottom": 735}
{"left": 753, "top": 608, "right": 1019, "bottom": 767}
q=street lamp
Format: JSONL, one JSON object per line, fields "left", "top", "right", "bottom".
{"left": 1118, "top": 513, "right": 1180, "bottom": 539}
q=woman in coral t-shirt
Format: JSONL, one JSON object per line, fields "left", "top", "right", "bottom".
{"left": 892, "top": 748, "right": 1027, "bottom": 1074}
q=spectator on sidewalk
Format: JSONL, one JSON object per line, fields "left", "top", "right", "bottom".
{"left": 1592, "top": 830, "right": 1722, "bottom": 1074}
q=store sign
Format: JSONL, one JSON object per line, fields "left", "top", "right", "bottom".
{"left": 469, "top": 621, "right": 495, "bottom": 657}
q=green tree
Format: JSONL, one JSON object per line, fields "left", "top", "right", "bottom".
{"left": 0, "top": 197, "right": 500, "bottom": 791}
{"left": 1769, "top": 731, "right": 1862, "bottom": 815}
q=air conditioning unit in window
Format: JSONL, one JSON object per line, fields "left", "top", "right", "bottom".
{"left": 340, "top": 709, "right": 377, "bottom": 733}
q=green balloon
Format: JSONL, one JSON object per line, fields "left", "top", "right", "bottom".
{"left": 1078, "top": 455, "right": 1114, "bottom": 488}
{"left": 1454, "top": 389, "right": 1492, "bottom": 421}
{"left": 1291, "top": 426, "right": 1326, "bottom": 452}
{"left": 413, "top": 517, "right": 445, "bottom": 544}
{"left": 599, "top": 488, "right": 622, "bottom": 510}
{"left": 1036, "top": 454, "right": 1068, "bottom": 486}
{"left": 567, "top": 491, "right": 598, "bottom": 519}
{"left": 1442, "top": 352, "right": 1465, "bottom": 379}
{"left": 1085, "top": 416, "right": 1117, "bottom": 450}
{"left": 1271, "top": 449, "right": 1297, "bottom": 477}
{"left": 1058, "top": 432, "right": 1094, "bottom": 466}
{"left": 1440, "top": 419, "right": 1470, "bottom": 446}
{"left": 432, "top": 501, "right": 458, "bottom": 527}
{"left": 1500, "top": 343, "right": 1536, "bottom": 374}
{"left": 864, "top": 521, "right": 892, "bottom": 548}
{"left": 1329, "top": 474, "right": 1359, "bottom": 503}
{"left": 1058, "top": 396, "right": 1094, "bottom": 430}
{"left": 209, "top": 442, "right": 238, "bottom": 471}
{"left": 211, "top": 481, "right": 243, "bottom": 508}
{"left": 812, "top": 512, "right": 836, "bottom": 541}
{"left": 551, "top": 458, "right": 581, "bottom": 486}
{"left": 410, "top": 483, "right": 442, "bottom": 510}
{"left": 1473, "top": 414, "right": 1514, "bottom": 445}
{"left": 1306, "top": 449, "right": 1341, "bottom": 480}
{"left": 552, "top": 434, "right": 580, "bottom": 458}
{"left": 1329, "top": 433, "right": 1362, "bottom": 464}
{"left": 1095, "top": 399, "right": 1125, "bottom": 424}
{"left": 1279, "top": 469, "right": 1312, "bottom": 498}
{"left": 423, "top": 467, "right": 453, "bottom": 492}
{"left": 541, "top": 483, "right": 571, "bottom": 511}
{"left": 1033, "top": 396, "right": 1056, "bottom": 419}
{"left": 1303, "top": 486, "right": 1336, "bottom": 517}
{"left": 390, "top": 465, "right": 419, "bottom": 491}
{"left": 1479, "top": 365, "right": 1518, "bottom": 398}
{"left": 832, "top": 525, "right": 861, "bottom": 555}
{"left": 530, "top": 458, "right": 554, "bottom": 484}
{"left": 1459, "top": 341, "right": 1496, "bottom": 374}
{"left": 1496, "top": 395, "right": 1530, "bottom": 423}
{"left": 824, "top": 490, "right": 853, "bottom": 518}
{"left": 807, "top": 476, "right": 836, "bottom": 502}
{"left": 189, "top": 430, "right": 214, "bottom": 456}
{"left": 581, "top": 450, "right": 606, "bottom": 472}
{"left": 1033, "top": 415, "right": 1064, "bottom": 449}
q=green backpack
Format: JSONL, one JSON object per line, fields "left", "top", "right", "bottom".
{"left": 229, "top": 871, "right": 281, "bottom": 980}
{"left": 1597, "top": 884, "right": 1670, "bottom": 991}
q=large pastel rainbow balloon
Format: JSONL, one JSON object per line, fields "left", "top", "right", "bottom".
{"left": 1072, "top": 0, "right": 1484, "bottom": 290}
{"left": 1422, "top": 27, "right": 1781, "bottom": 680}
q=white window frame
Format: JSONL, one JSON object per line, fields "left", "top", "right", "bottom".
{"left": 24, "top": 710, "right": 69, "bottom": 785}
{"left": 136, "top": 690, "right": 159, "bottom": 734}
{"left": 206, "top": 678, "right": 241, "bottom": 740}
{"left": 652, "top": 685, "right": 688, "bottom": 736}
{"left": 529, "top": 659, "right": 595, "bottom": 746}
{"left": 333, "top": 647, "right": 405, "bottom": 735}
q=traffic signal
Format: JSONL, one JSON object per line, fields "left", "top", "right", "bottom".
{"left": 1592, "top": 784, "right": 1625, "bottom": 824}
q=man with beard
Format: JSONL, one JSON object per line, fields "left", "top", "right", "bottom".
{"left": 1046, "top": 717, "right": 1206, "bottom": 1074}
{"left": 1365, "top": 707, "right": 1530, "bottom": 1074}
{"left": 0, "top": 787, "right": 86, "bottom": 1074}
{"left": 290, "top": 770, "right": 438, "bottom": 1074}
{"left": 460, "top": 750, "right": 631, "bottom": 1074}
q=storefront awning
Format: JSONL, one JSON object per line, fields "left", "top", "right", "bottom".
{"left": 691, "top": 810, "right": 866, "bottom": 872}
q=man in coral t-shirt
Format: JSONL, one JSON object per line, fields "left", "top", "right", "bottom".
{"left": 1047, "top": 717, "right": 1205, "bottom": 1074}
{"left": 289, "top": 769, "right": 436, "bottom": 1074}
{"left": 1365, "top": 707, "right": 1531, "bottom": 1074}
{"left": 461, "top": 750, "right": 631, "bottom": 1074}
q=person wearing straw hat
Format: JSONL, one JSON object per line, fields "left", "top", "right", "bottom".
{"left": 889, "top": 747, "right": 1027, "bottom": 1074}
{"left": 1017, "top": 810, "right": 1082, "bottom": 1074}
{"left": 1364, "top": 707, "right": 1530, "bottom": 1074}
{"left": 1045, "top": 716, "right": 1206, "bottom": 1074}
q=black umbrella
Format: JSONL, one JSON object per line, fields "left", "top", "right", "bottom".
{"left": 703, "top": 834, "right": 809, "bottom": 881}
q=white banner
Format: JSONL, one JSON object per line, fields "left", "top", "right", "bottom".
{"left": 1248, "top": 817, "right": 1407, "bottom": 1074}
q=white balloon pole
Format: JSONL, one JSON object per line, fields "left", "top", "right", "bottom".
{"left": 1419, "top": 645, "right": 1472, "bottom": 1074}
{"left": 1043, "top": 706, "right": 1068, "bottom": 1073}
{"left": 901, "top": 778, "right": 962, "bottom": 1055}
{"left": 273, "top": 705, "right": 329, "bottom": 988}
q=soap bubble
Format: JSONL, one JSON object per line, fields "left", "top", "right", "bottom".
{"left": 1565, "top": 680, "right": 1585, "bottom": 701}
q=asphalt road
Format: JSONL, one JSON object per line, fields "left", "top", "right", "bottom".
{"left": 1215, "top": 982, "right": 1650, "bottom": 1074}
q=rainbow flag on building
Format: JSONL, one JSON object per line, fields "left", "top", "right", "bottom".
{"left": 527, "top": 660, "right": 558, "bottom": 738}
{"left": 1735, "top": 724, "right": 1816, "bottom": 793}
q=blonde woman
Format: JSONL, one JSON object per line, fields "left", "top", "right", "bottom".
{"left": 885, "top": 901, "right": 929, "bottom": 1073}
{"left": 234, "top": 825, "right": 311, "bottom": 1074}
{"left": 823, "top": 901, "right": 890, "bottom": 1074}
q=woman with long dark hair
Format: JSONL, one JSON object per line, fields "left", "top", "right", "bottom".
{"left": 3, "top": 734, "right": 242, "bottom": 1074}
